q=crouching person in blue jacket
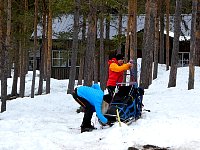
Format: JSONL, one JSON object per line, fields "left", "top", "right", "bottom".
{"left": 72, "top": 84, "right": 112, "bottom": 133}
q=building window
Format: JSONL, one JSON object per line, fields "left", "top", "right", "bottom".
{"left": 178, "top": 52, "right": 190, "bottom": 67}
{"left": 52, "top": 50, "right": 68, "bottom": 67}
{"left": 52, "top": 50, "right": 80, "bottom": 67}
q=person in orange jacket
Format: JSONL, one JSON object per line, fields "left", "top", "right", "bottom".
{"left": 106, "top": 54, "right": 133, "bottom": 97}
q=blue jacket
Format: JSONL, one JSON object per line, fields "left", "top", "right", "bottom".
{"left": 77, "top": 84, "right": 108, "bottom": 124}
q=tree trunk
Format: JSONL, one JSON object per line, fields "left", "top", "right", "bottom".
{"left": 117, "top": 10, "right": 122, "bottom": 54}
{"left": 125, "top": 13, "right": 130, "bottom": 63}
{"left": 6, "top": 0, "right": 11, "bottom": 78}
{"left": 20, "top": 0, "right": 28, "bottom": 98}
{"left": 38, "top": 0, "right": 47, "bottom": 95}
{"left": 195, "top": 0, "right": 200, "bottom": 66}
{"left": 188, "top": 0, "right": 197, "bottom": 90}
{"left": 11, "top": 40, "right": 19, "bottom": 97}
{"left": 99, "top": 5, "right": 106, "bottom": 89}
{"left": 83, "top": 0, "right": 97, "bottom": 86}
{"left": 147, "top": 0, "right": 156, "bottom": 86}
{"left": 19, "top": 36, "right": 26, "bottom": 98}
{"left": 0, "top": 0, "right": 7, "bottom": 112}
{"left": 46, "top": 0, "right": 52, "bottom": 94}
{"left": 94, "top": 50, "right": 99, "bottom": 84}
{"left": 94, "top": 17, "right": 98, "bottom": 84}
{"left": 78, "top": 15, "right": 86, "bottom": 85}
{"left": 31, "top": 0, "right": 38, "bottom": 98}
{"left": 104, "top": 14, "right": 110, "bottom": 89}
{"left": 166, "top": 0, "right": 170, "bottom": 70}
{"left": 153, "top": 0, "right": 159, "bottom": 80}
{"left": 159, "top": 0, "right": 165, "bottom": 64}
{"left": 139, "top": 0, "right": 151, "bottom": 88}
{"left": 67, "top": 0, "right": 80, "bottom": 94}
{"left": 128, "top": 0, "right": 137, "bottom": 82}
{"left": 168, "top": 0, "right": 182, "bottom": 88}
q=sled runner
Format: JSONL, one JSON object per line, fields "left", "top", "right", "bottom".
{"left": 104, "top": 80, "right": 144, "bottom": 125}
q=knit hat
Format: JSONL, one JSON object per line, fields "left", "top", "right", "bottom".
{"left": 116, "top": 54, "right": 124, "bottom": 60}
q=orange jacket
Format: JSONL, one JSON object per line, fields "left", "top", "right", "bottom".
{"left": 106, "top": 58, "right": 131, "bottom": 86}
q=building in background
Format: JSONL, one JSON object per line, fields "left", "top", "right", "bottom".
{"left": 31, "top": 14, "right": 191, "bottom": 79}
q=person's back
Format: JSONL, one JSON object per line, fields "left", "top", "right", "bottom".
{"left": 77, "top": 84, "right": 108, "bottom": 124}
{"left": 77, "top": 84, "right": 104, "bottom": 106}
{"left": 72, "top": 84, "right": 111, "bottom": 133}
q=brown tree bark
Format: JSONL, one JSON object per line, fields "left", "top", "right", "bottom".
{"left": 20, "top": 0, "right": 28, "bottom": 98}
{"left": 31, "top": 0, "right": 38, "bottom": 98}
{"left": 128, "top": 0, "right": 137, "bottom": 82}
{"left": 99, "top": 3, "right": 106, "bottom": 90}
{"left": 195, "top": 0, "right": 200, "bottom": 66}
{"left": 188, "top": 0, "right": 197, "bottom": 90}
{"left": 0, "top": 0, "right": 7, "bottom": 112}
{"left": 140, "top": 0, "right": 151, "bottom": 88}
{"left": 46, "top": 0, "right": 52, "bottom": 94}
{"left": 153, "top": 0, "right": 159, "bottom": 80}
{"left": 117, "top": 9, "right": 122, "bottom": 55}
{"left": 104, "top": 14, "right": 110, "bottom": 89}
{"left": 6, "top": 0, "right": 11, "bottom": 78}
{"left": 166, "top": 0, "right": 170, "bottom": 70}
{"left": 67, "top": 0, "right": 80, "bottom": 94}
{"left": 147, "top": 0, "right": 156, "bottom": 86}
{"left": 77, "top": 15, "right": 86, "bottom": 85}
{"left": 38, "top": 0, "right": 47, "bottom": 95}
{"left": 11, "top": 38, "right": 20, "bottom": 97}
{"left": 83, "top": 0, "right": 97, "bottom": 86}
{"left": 159, "top": 0, "right": 165, "bottom": 64}
{"left": 168, "top": 0, "right": 182, "bottom": 88}
{"left": 94, "top": 19, "right": 98, "bottom": 84}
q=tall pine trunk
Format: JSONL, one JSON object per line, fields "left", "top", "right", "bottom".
{"left": 11, "top": 38, "right": 20, "bottom": 97}
{"left": 99, "top": 4, "right": 106, "bottom": 90}
{"left": 195, "top": 0, "right": 200, "bottom": 66}
{"left": 93, "top": 19, "right": 98, "bottom": 84}
{"left": 159, "top": 0, "right": 165, "bottom": 64}
{"left": 168, "top": 0, "right": 182, "bottom": 88}
{"left": 83, "top": 0, "right": 97, "bottom": 86}
{"left": 128, "top": 0, "right": 137, "bottom": 82}
{"left": 31, "top": 0, "right": 38, "bottom": 98}
{"left": 6, "top": 0, "right": 11, "bottom": 78}
{"left": 46, "top": 0, "right": 52, "bottom": 94}
{"left": 140, "top": 0, "right": 150, "bottom": 88}
{"left": 153, "top": 0, "right": 159, "bottom": 80}
{"left": 104, "top": 14, "right": 110, "bottom": 88}
{"left": 38, "top": 0, "right": 47, "bottom": 95}
{"left": 166, "top": 0, "right": 170, "bottom": 70}
{"left": 188, "top": 0, "right": 197, "bottom": 90}
{"left": 117, "top": 12, "right": 122, "bottom": 55}
{"left": 67, "top": 0, "right": 80, "bottom": 94}
{"left": 77, "top": 15, "right": 86, "bottom": 85}
{"left": 20, "top": 0, "right": 28, "bottom": 98}
{"left": 0, "top": 0, "right": 7, "bottom": 112}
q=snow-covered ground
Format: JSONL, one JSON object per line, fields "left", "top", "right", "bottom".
{"left": 0, "top": 63, "right": 200, "bottom": 150}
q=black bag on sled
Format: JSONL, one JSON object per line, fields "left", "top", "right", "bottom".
{"left": 103, "top": 83, "right": 144, "bottom": 124}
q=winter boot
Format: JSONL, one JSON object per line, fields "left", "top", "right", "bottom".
{"left": 81, "top": 124, "right": 97, "bottom": 133}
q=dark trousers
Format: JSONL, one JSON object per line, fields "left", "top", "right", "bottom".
{"left": 107, "top": 86, "right": 116, "bottom": 97}
{"left": 72, "top": 88, "right": 94, "bottom": 128}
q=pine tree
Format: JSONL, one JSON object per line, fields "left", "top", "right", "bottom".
{"left": 168, "top": 0, "right": 182, "bottom": 88}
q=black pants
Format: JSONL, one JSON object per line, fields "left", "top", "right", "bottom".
{"left": 107, "top": 86, "right": 116, "bottom": 97}
{"left": 72, "top": 88, "right": 94, "bottom": 128}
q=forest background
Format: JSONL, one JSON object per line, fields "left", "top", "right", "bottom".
{"left": 0, "top": 0, "right": 198, "bottom": 113}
